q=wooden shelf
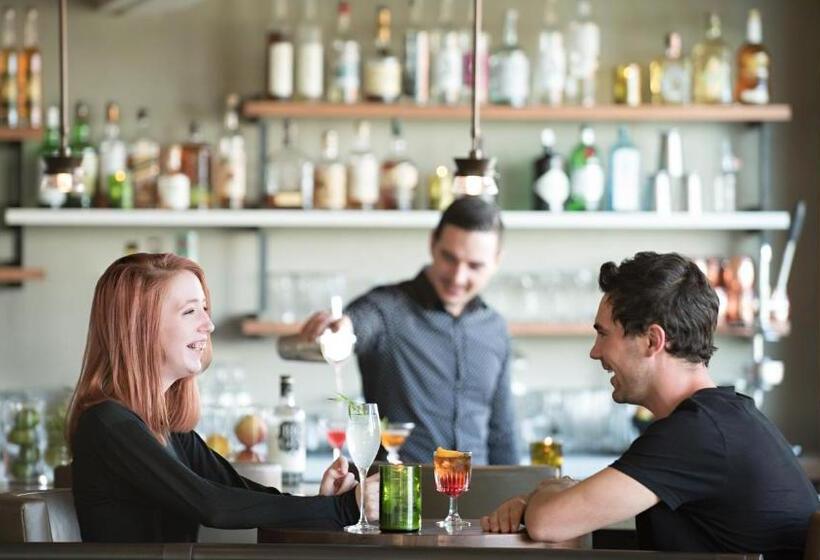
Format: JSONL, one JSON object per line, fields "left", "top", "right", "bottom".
{"left": 4, "top": 209, "right": 791, "bottom": 232}
{"left": 0, "top": 127, "right": 42, "bottom": 142}
{"left": 242, "top": 318, "right": 787, "bottom": 339}
{"left": 0, "top": 266, "right": 45, "bottom": 284}
{"left": 243, "top": 100, "right": 792, "bottom": 123}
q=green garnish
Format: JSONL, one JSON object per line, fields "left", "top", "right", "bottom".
{"left": 329, "top": 393, "right": 366, "bottom": 415}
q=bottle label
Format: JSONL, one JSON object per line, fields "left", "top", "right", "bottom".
{"left": 158, "top": 173, "right": 191, "bottom": 211}
{"left": 277, "top": 421, "right": 303, "bottom": 453}
{"left": 433, "top": 39, "right": 462, "bottom": 104}
{"left": 315, "top": 163, "right": 347, "bottom": 210}
{"left": 349, "top": 156, "right": 379, "bottom": 205}
{"left": 571, "top": 160, "right": 605, "bottom": 211}
{"left": 215, "top": 139, "right": 247, "bottom": 207}
{"left": 534, "top": 167, "right": 570, "bottom": 212}
{"left": 491, "top": 51, "right": 529, "bottom": 106}
{"left": 568, "top": 22, "right": 600, "bottom": 76}
{"left": 297, "top": 42, "right": 324, "bottom": 100}
{"left": 331, "top": 41, "right": 361, "bottom": 103}
{"left": 610, "top": 148, "right": 641, "bottom": 211}
{"left": 268, "top": 42, "right": 294, "bottom": 98}
{"left": 365, "top": 58, "right": 401, "bottom": 101}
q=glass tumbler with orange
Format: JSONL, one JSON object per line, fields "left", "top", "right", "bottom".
{"left": 433, "top": 447, "right": 472, "bottom": 529}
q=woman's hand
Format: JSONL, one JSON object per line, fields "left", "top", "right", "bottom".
{"left": 319, "top": 456, "right": 357, "bottom": 496}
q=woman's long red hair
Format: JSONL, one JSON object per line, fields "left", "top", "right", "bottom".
{"left": 67, "top": 253, "right": 212, "bottom": 446}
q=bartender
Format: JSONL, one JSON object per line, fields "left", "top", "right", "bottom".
{"left": 298, "top": 197, "right": 518, "bottom": 465}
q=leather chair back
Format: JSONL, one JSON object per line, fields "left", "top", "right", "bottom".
{"left": 420, "top": 464, "right": 559, "bottom": 520}
{"left": 804, "top": 511, "right": 820, "bottom": 560}
{"left": 0, "top": 489, "right": 81, "bottom": 543}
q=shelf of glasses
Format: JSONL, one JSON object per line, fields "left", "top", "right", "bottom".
{"left": 242, "top": 100, "right": 792, "bottom": 123}
{"left": 0, "top": 127, "right": 41, "bottom": 142}
{"left": 0, "top": 266, "right": 45, "bottom": 284}
{"left": 241, "top": 318, "right": 788, "bottom": 339}
{"left": 4, "top": 209, "right": 791, "bottom": 231}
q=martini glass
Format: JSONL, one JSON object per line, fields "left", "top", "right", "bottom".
{"left": 380, "top": 422, "right": 415, "bottom": 464}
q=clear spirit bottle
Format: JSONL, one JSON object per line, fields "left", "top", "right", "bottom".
{"left": 347, "top": 120, "right": 379, "bottom": 209}
{"left": 213, "top": 94, "right": 247, "bottom": 209}
{"left": 314, "top": 129, "right": 347, "bottom": 210}
{"left": 328, "top": 1, "right": 360, "bottom": 104}
{"left": 99, "top": 102, "right": 133, "bottom": 209}
{"left": 69, "top": 102, "right": 98, "bottom": 207}
{"left": 364, "top": 6, "right": 401, "bottom": 103}
{"left": 489, "top": 9, "right": 529, "bottom": 108}
{"left": 296, "top": 0, "right": 323, "bottom": 101}
{"left": 265, "top": 119, "right": 314, "bottom": 209}
{"left": 565, "top": 0, "right": 600, "bottom": 107}
{"left": 0, "top": 7, "right": 18, "bottom": 128}
{"left": 379, "top": 119, "right": 419, "bottom": 210}
{"left": 18, "top": 7, "right": 41, "bottom": 128}
{"left": 267, "top": 375, "right": 307, "bottom": 487}
{"left": 649, "top": 32, "right": 691, "bottom": 105}
{"left": 735, "top": 9, "right": 770, "bottom": 105}
{"left": 403, "top": 0, "right": 430, "bottom": 105}
{"left": 533, "top": 0, "right": 566, "bottom": 106}
{"left": 38, "top": 106, "right": 63, "bottom": 208}
{"left": 692, "top": 13, "right": 732, "bottom": 105}
{"left": 431, "top": 0, "right": 462, "bottom": 106}
{"left": 266, "top": 0, "right": 293, "bottom": 100}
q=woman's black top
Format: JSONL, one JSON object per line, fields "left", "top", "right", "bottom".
{"left": 71, "top": 400, "right": 358, "bottom": 542}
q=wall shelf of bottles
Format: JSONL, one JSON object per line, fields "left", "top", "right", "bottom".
{"left": 241, "top": 318, "right": 789, "bottom": 340}
{"left": 242, "top": 101, "right": 792, "bottom": 124}
{"left": 0, "top": 127, "right": 41, "bottom": 142}
{"left": 4, "top": 209, "right": 791, "bottom": 231}
{"left": 0, "top": 266, "right": 44, "bottom": 284}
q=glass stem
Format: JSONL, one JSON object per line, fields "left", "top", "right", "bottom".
{"left": 448, "top": 496, "right": 459, "bottom": 520}
{"left": 358, "top": 467, "right": 368, "bottom": 525}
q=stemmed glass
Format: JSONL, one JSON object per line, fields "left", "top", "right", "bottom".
{"left": 344, "top": 402, "right": 381, "bottom": 534}
{"left": 433, "top": 448, "right": 472, "bottom": 530}
{"left": 380, "top": 422, "right": 415, "bottom": 464}
{"left": 322, "top": 417, "right": 347, "bottom": 461}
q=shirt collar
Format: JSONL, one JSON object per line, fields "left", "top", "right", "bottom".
{"left": 411, "top": 267, "right": 487, "bottom": 316}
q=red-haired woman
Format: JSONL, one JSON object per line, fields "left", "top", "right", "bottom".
{"left": 67, "top": 253, "right": 376, "bottom": 542}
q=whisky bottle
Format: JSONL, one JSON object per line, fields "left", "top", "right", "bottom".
{"left": 735, "top": 9, "right": 770, "bottom": 105}
{"left": 328, "top": 1, "right": 360, "bottom": 104}
{"left": 314, "top": 129, "right": 347, "bottom": 210}
{"left": 265, "top": 119, "right": 314, "bottom": 209}
{"left": 129, "top": 108, "right": 161, "bottom": 209}
{"left": 403, "top": 0, "right": 430, "bottom": 105}
{"left": 69, "top": 102, "right": 98, "bottom": 207}
{"left": 99, "top": 102, "right": 133, "bottom": 209}
{"left": 18, "top": 8, "right": 41, "bottom": 128}
{"left": 533, "top": 0, "right": 566, "bottom": 107}
{"left": 347, "top": 120, "right": 379, "bottom": 209}
{"left": 379, "top": 119, "right": 419, "bottom": 210}
{"left": 213, "top": 94, "right": 247, "bottom": 209}
{"left": 266, "top": 0, "right": 293, "bottom": 100}
{"left": 364, "top": 6, "right": 401, "bottom": 103}
{"left": 296, "top": 0, "right": 323, "bottom": 101}
{"left": 692, "top": 13, "right": 732, "bottom": 105}
{"left": 489, "top": 9, "right": 529, "bottom": 108}
{"left": 0, "top": 7, "right": 18, "bottom": 128}
{"left": 181, "top": 122, "right": 212, "bottom": 209}
{"left": 649, "top": 32, "right": 691, "bottom": 105}
{"left": 158, "top": 145, "right": 191, "bottom": 211}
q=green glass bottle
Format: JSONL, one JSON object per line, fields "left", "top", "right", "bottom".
{"left": 379, "top": 464, "right": 422, "bottom": 532}
{"left": 66, "top": 101, "right": 96, "bottom": 208}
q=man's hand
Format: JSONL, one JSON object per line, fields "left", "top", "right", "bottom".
{"left": 480, "top": 494, "right": 528, "bottom": 533}
{"left": 300, "top": 311, "right": 352, "bottom": 343}
{"left": 318, "top": 456, "right": 357, "bottom": 496}
{"left": 356, "top": 472, "right": 380, "bottom": 521}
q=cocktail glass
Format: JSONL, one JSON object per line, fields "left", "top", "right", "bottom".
{"left": 344, "top": 402, "right": 381, "bottom": 534}
{"left": 433, "top": 448, "right": 472, "bottom": 530}
{"left": 380, "top": 422, "right": 415, "bottom": 464}
{"left": 323, "top": 418, "right": 347, "bottom": 460}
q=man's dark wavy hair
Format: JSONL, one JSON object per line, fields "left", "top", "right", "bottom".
{"left": 598, "top": 252, "right": 719, "bottom": 366}
{"left": 433, "top": 196, "right": 504, "bottom": 242}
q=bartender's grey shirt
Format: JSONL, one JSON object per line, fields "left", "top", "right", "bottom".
{"left": 345, "top": 268, "right": 518, "bottom": 465}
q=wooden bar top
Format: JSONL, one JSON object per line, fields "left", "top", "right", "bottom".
{"left": 258, "top": 519, "right": 591, "bottom": 549}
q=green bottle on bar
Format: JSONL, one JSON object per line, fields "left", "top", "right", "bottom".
{"left": 379, "top": 464, "right": 421, "bottom": 532}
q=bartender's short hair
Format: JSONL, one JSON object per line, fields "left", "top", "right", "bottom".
{"left": 433, "top": 196, "right": 504, "bottom": 243}
{"left": 598, "top": 252, "right": 719, "bottom": 366}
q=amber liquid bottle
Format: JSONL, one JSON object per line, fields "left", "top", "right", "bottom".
{"left": 0, "top": 7, "right": 19, "bottom": 128}
{"left": 364, "top": 6, "right": 401, "bottom": 103}
{"left": 18, "top": 7, "right": 41, "bottom": 128}
{"left": 735, "top": 9, "right": 770, "bottom": 105}
{"left": 180, "top": 122, "right": 212, "bottom": 209}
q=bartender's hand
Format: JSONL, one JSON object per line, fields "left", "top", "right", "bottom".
{"left": 481, "top": 494, "right": 528, "bottom": 533}
{"left": 356, "top": 472, "right": 380, "bottom": 521}
{"left": 300, "top": 311, "right": 353, "bottom": 343}
{"left": 319, "top": 456, "right": 357, "bottom": 496}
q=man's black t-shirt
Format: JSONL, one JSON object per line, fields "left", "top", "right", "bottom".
{"left": 72, "top": 401, "right": 359, "bottom": 542}
{"left": 611, "top": 387, "right": 817, "bottom": 560}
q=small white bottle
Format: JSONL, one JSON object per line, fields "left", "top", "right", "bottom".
{"left": 267, "top": 375, "right": 307, "bottom": 487}
{"left": 607, "top": 127, "right": 641, "bottom": 212}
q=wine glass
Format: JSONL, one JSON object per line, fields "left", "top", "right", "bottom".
{"left": 380, "top": 422, "right": 415, "bottom": 464}
{"left": 344, "top": 402, "right": 381, "bottom": 534}
{"left": 433, "top": 448, "right": 472, "bottom": 530}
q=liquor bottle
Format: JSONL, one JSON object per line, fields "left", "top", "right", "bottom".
{"left": 364, "top": 6, "right": 401, "bottom": 103}
{"left": 0, "top": 7, "right": 18, "bottom": 128}
{"left": 532, "top": 128, "right": 569, "bottom": 212}
{"left": 379, "top": 119, "right": 419, "bottom": 210}
{"left": 460, "top": 0, "right": 489, "bottom": 105}
{"left": 314, "top": 129, "right": 347, "bottom": 210}
{"left": 606, "top": 127, "right": 641, "bottom": 212}
{"left": 347, "top": 120, "right": 379, "bottom": 210}
{"left": 402, "top": 0, "right": 430, "bottom": 105}
{"left": 427, "top": 164, "right": 453, "bottom": 211}
{"left": 18, "top": 7, "right": 41, "bottom": 128}
{"left": 713, "top": 139, "right": 739, "bottom": 212}
{"left": 38, "top": 106, "right": 63, "bottom": 208}
{"left": 213, "top": 94, "right": 247, "bottom": 209}
{"left": 648, "top": 32, "right": 691, "bottom": 105}
{"left": 99, "top": 102, "right": 133, "bottom": 209}
{"left": 489, "top": 9, "right": 529, "bottom": 108}
{"left": 296, "top": 0, "right": 323, "bottom": 101}
{"left": 692, "top": 13, "right": 732, "bottom": 105}
{"left": 69, "top": 102, "right": 98, "bottom": 207}
{"left": 157, "top": 145, "right": 191, "bottom": 211}
{"left": 533, "top": 0, "right": 566, "bottom": 106}
{"left": 267, "top": 375, "right": 307, "bottom": 487}
{"left": 565, "top": 0, "right": 600, "bottom": 107}
{"left": 431, "top": 0, "right": 463, "bottom": 106}
{"left": 266, "top": 0, "right": 293, "bottom": 100}
{"left": 180, "top": 122, "right": 211, "bottom": 209}
{"left": 265, "top": 119, "right": 314, "bottom": 209}
{"left": 567, "top": 125, "right": 604, "bottom": 211}
{"left": 327, "top": 1, "right": 360, "bottom": 104}
{"left": 129, "top": 108, "right": 160, "bottom": 209}
{"left": 735, "top": 9, "right": 770, "bottom": 105}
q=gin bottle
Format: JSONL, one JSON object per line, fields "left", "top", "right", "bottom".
{"left": 567, "top": 125, "right": 604, "bottom": 211}
{"left": 328, "top": 1, "right": 360, "bottom": 104}
{"left": 267, "top": 375, "right": 306, "bottom": 487}
{"left": 532, "top": 128, "right": 569, "bottom": 212}
{"left": 314, "top": 129, "right": 347, "bottom": 210}
{"left": 431, "top": 0, "right": 463, "bottom": 106}
{"left": 533, "top": 0, "right": 566, "bottom": 106}
{"left": 69, "top": 102, "right": 98, "bottom": 207}
{"left": 347, "top": 120, "right": 379, "bottom": 210}
{"left": 364, "top": 6, "right": 401, "bottom": 103}
{"left": 489, "top": 9, "right": 529, "bottom": 107}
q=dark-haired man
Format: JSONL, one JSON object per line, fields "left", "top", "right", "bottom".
{"left": 482, "top": 252, "right": 816, "bottom": 559}
{"left": 299, "top": 197, "right": 517, "bottom": 465}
